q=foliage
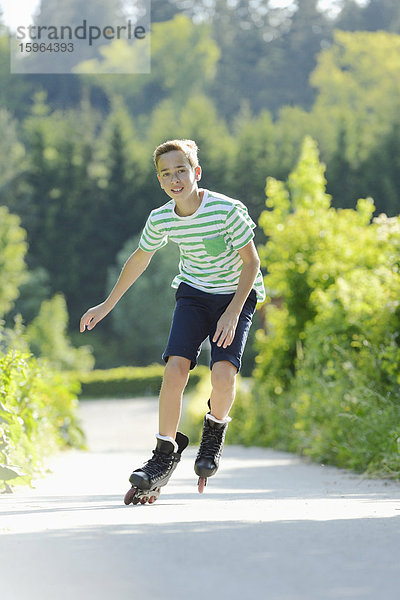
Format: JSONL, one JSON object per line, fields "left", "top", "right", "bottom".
{"left": 76, "top": 15, "right": 220, "bottom": 114}
{"left": 233, "top": 136, "right": 400, "bottom": 478}
{"left": 2, "top": 9, "right": 400, "bottom": 370}
{"left": 0, "top": 109, "right": 26, "bottom": 189}
{"left": 15, "top": 94, "right": 152, "bottom": 325}
{"left": 107, "top": 234, "right": 180, "bottom": 366}
{"left": 0, "top": 347, "right": 84, "bottom": 491}
{"left": 336, "top": 0, "right": 400, "bottom": 34}
{"left": 232, "top": 107, "right": 276, "bottom": 219}
{"left": 355, "top": 121, "right": 400, "bottom": 217}
{"left": 6, "top": 266, "right": 52, "bottom": 326}
{"left": 208, "top": 0, "right": 332, "bottom": 119}
{"left": 25, "top": 294, "right": 94, "bottom": 371}
{"left": 0, "top": 206, "right": 28, "bottom": 318}
{"left": 311, "top": 30, "right": 400, "bottom": 163}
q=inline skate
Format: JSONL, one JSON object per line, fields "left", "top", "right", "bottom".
{"left": 194, "top": 413, "right": 230, "bottom": 493}
{"left": 124, "top": 431, "right": 189, "bottom": 505}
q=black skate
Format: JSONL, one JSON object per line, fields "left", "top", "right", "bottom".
{"left": 194, "top": 414, "right": 229, "bottom": 493}
{"left": 124, "top": 431, "right": 189, "bottom": 505}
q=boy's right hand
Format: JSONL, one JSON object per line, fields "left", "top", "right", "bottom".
{"left": 80, "top": 303, "right": 110, "bottom": 332}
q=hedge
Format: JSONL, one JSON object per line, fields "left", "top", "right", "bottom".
{"left": 74, "top": 364, "right": 209, "bottom": 398}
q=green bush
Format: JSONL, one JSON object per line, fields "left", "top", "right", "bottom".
{"left": 239, "top": 136, "right": 400, "bottom": 478}
{"left": 0, "top": 349, "right": 84, "bottom": 491}
{"left": 75, "top": 364, "right": 208, "bottom": 399}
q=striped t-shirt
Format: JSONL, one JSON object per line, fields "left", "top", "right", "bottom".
{"left": 139, "top": 189, "right": 266, "bottom": 302}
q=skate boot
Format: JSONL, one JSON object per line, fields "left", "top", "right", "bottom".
{"left": 124, "top": 431, "right": 189, "bottom": 505}
{"left": 194, "top": 413, "right": 230, "bottom": 493}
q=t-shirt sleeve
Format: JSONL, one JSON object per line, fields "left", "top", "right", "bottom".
{"left": 139, "top": 211, "right": 168, "bottom": 252}
{"left": 225, "top": 202, "right": 256, "bottom": 251}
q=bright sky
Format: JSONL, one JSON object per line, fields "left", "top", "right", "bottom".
{"left": 1, "top": 0, "right": 40, "bottom": 29}
{"left": 1, "top": 0, "right": 368, "bottom": 31}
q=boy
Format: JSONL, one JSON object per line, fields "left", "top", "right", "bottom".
{"left": 80, "top": 139, "right": 265, "bottom": 504}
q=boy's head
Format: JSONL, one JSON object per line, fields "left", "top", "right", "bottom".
{"left": 154, "top": 139, "right": 202, "bottom": 201}
{"left": 153, "top": 139, "right": 199, "bottom": 171}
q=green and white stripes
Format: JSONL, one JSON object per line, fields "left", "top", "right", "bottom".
{"left": 139, "top": 190, "right": 265, "bottom": 301}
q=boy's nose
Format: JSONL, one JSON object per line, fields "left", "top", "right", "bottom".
{"left": 171, "top": 171, "right": 181, "bottom": 182}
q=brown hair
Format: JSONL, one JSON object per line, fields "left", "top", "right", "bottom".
{"left": 153, "top": 139, "right": 199, "bottom": 170}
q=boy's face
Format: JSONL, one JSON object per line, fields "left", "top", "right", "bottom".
{"left": 157, "top": 150, "right": 201, "bottom": 201}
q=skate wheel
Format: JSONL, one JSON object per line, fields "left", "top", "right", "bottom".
{"left": 148, "top": 495, "right": 156, "bottom": 504}
{"left": 198, "top": 477, "right": 207, "bottom": 494}
{"left": 132, "top": 497, "right": 140, "bottom": 505}
{"left": 124, "top": 487, "right": 137, "bottom": 505}
{"left": 140, "top": 497, "right": 147, "bottom": 504}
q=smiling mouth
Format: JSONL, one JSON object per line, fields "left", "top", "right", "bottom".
{"left": 171, "top": 187, "right": 184, "bottom": 193}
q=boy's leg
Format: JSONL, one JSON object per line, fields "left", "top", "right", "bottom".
{"left": 209, "top": 360, "right": 237, "bottom": 420}
{"left": 158, "top": 355, "right": 191, "bottom": 439}
{"left": 160, "top": 284, "right": 215, "bottom": 438}
{"left": 194, "top": 360, "right": 235, "bottom": 483}
{"left": 208, "top": 288, "right": 257, "bottom": 416}
{"left": 194, "top": 291, "right": 256, "bottom": 484}
{"left": 125, "top": 355, "right": 191, "bottom": 504}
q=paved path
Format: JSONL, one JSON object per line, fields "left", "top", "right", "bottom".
{"left": 1, "top": 398, "right": 400, "bottom": 600}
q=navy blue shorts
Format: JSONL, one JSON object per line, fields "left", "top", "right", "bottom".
{"left": 162, "top": 282, "right": 257, "bottom": 372}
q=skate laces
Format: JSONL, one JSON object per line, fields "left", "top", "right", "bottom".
{"left": 142, "top": 450, "right": 174, "bottom": 478}
{"left": 198, "top": 425, "right": 224, "bottom": 460}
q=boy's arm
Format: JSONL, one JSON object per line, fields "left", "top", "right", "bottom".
{"left": 80, "top": 247, "right": 156, "bottom": 332}
{"left": 213, "top": 240, "right": 260, "bottom": 348}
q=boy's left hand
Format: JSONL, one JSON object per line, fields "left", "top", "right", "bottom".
{"left": 213, "top": 310, "right": 239, "bottom": 348}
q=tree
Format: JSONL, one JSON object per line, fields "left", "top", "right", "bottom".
{"left": 76, "top": 15, "right": 220, "bottom": 116}
{"left": 361, "top": 0, "right": 400, "bottom": 32}
{"left": 0, "top": 206, "right": 28, "bottom": 318}
{"left": 208, "top": 0, "right": 333, "bottom": 119}
{"left": 232, "top": 106, "right": 277, "bottom": 220}
{"left": 6, "top": 267, "right": 51, "bottom": 326}
{"left": 0, "top": 109, "right": 25, "bottom": 190}
{"left": 18, "top": 95, "right": 110, "bottom": 322}
{"left": 357, "top": 121, "right": 400, "bottom": 217}
{"left": 311, "top": 30, "right": 400, "bottom": 164}
{"left": 151, "top": 0, "right": 181, "bottom": 22}
{"left": 209, "top": 0, "right": 272, "bottom": 120}
{"left": 108, "top": 234, "right": 180, "bottom": 365}
{"left": 0, "top": 33, "right": 36, "bottom": 120}
{"left": 325, "top": 124, "right": 360, "bottom": 210}
{"left": 334, "top": 0, "right": 367, "bottom": 31}
{"left": 336, "top": 0, "right": 400, "bottom": 34}
{"left": 13, "top": 94, "right": 158, "bottom": 327}
{"left": 26, "top": 294, "right": 94, "bottom": 370}
{"left": 145, "top": 94, "right": 236, "bottom": 197}
{"left": 177, "top": 95, "right": 235, "bottom": 194}
{"left": 261, "top": 0, "right": 332, "bottom": 111}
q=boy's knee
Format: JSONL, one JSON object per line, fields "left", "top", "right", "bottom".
{"left": 211, "top": 361, "right": 237, "bottom": 391}
{"left": 164, "top": 356, "right": 191, "bottom": 383}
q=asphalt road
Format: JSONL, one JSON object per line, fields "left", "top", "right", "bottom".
{"left": 1, "top": 397, "right": 400, "bottom": 600}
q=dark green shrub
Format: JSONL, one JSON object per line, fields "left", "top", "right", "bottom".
{"left": 74, "top": 364, "right": 208, "bottom": 398}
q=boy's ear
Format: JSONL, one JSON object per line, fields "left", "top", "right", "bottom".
{"left": 195, "top": 166, "right": 202, "bottom": 181}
